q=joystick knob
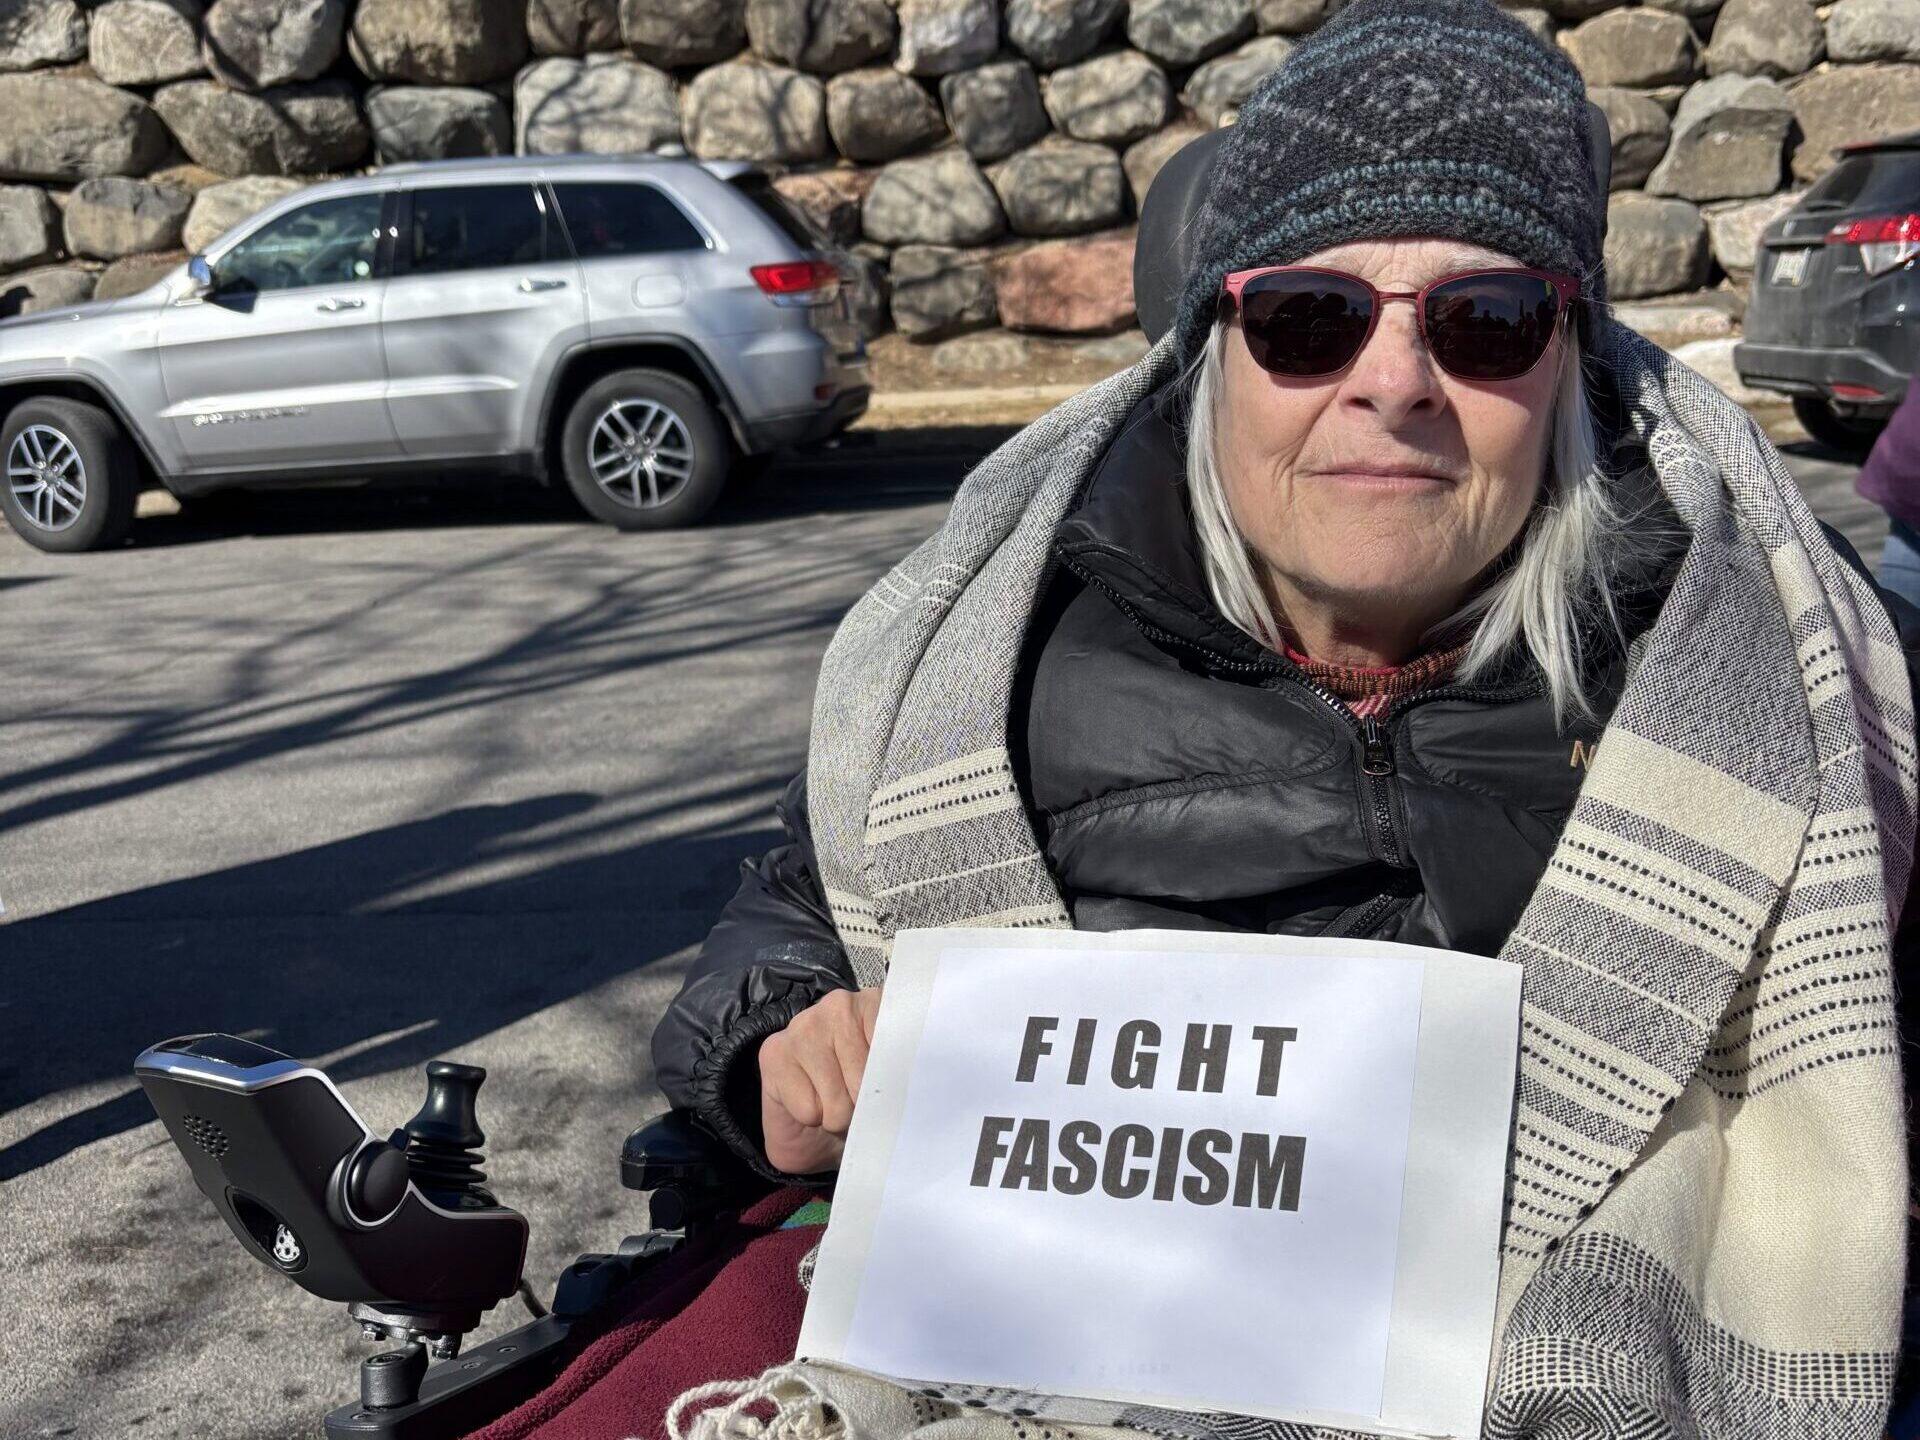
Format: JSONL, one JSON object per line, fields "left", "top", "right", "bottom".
{"left": 403, "top": 1061, "right": 494, "bottom": 1203}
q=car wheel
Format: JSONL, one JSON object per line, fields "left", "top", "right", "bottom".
{"left": 560, "top": 370, "right": 728, "bottom": 531}
{"left": 0, "top": 396, "right": 138, "bottom": 553}
{"left": 1793, "top": 395, "right": 1888, "bottom": 458}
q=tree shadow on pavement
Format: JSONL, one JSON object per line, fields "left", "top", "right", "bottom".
{"left": 0, "top": 788, "right": 782, "bottom": 1180}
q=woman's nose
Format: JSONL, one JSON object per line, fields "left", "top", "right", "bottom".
{"left": 1339, "top": 301, "right": 1444, "bottom": 425}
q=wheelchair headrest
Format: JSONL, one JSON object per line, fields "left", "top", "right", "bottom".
{"left": 1131, "top": 100, "right": 1615, "bottom": 346}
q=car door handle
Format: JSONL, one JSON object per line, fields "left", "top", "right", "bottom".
{"left": 316, "top": 296, "right": 365, "bottom": 312}
{"left": 518, "top": 277, "right": 567, "bottom": 292}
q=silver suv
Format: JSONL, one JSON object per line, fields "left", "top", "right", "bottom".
{"left": 0, "top": 154, "right": 871, "bottom": 552}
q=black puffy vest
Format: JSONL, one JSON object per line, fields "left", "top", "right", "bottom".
{"left": 1009, "top": 384, "right": 1643, "bottom": 957}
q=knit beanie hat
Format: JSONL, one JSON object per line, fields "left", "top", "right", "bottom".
{"left": 1169, "top": 0, "right": 1605, "bottom": 370}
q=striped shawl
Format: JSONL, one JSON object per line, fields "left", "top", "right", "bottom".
{"left": 744, "top": 320, "right": 1918, "bottom": 1439}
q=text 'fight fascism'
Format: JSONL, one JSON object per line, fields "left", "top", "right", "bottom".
{"left": 969, "top": 1017, "right": 1307, "bottom": 1211}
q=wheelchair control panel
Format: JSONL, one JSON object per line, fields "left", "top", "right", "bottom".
{"left": 137, "top": 1033, "right": 761, "bottom": 1438}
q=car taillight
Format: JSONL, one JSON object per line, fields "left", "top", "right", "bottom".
{"left": 749, "top": 259, "right": 841, "bottom": 306}
{"left": 1824, "top": 213, "right": 1920, "bottom": 276}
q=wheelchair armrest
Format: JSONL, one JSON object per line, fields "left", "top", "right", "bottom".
{"left": 621, "top": 1109, "right": 767, "bottom": 1230}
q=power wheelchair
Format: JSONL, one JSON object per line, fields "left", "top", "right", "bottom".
{"left": 131, "top": 109, "right": 1628, "bottom": 1440}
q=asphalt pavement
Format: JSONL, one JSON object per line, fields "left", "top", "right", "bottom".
{"left": 0, "top": 427, "right": 1881, "bottom": 1440}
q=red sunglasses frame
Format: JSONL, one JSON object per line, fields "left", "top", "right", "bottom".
{"left": 1218, "top": 264, "right": 1583, "bottom": 380}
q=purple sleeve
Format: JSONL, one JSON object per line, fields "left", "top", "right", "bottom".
{"left": 1858, "top": 383, "right": 1920, "bottom": 530}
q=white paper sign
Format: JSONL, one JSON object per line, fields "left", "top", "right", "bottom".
{"left": 798, "top": 927, "right": 1524, "bottom": 1440}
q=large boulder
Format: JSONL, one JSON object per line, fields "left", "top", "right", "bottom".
{"left": 842, "top": 240, "right": 887, "bottom": 334}
{"left": 1589, "top": 86, "right": 1672, "bottom": 191}
{"left": 888, "top": 242, "right": 996, "bottom": 340}
{"left": 772, "top": 167, "right": 874, "bottom": 243}
{"left": 1502, "top": 7, "right": 1556, "bottom": 42}
{"left": 155, "top": 78, "right": 368, "bottom": 176}
{"left": 1703, "top": 0, "right": 1824, "bottom": 77}
{"left": 620, "top": 0, "right": 743, "bottom": 67}
{"left": 1123, "top": 119, "right": 1209, "bottom": 208}
{"left": 1640, "top": 0, "right": 1722, "bottom": 17}
{"left": 988, "top": 135, "right": 1127, "bottom": 236}
{"left": 861, "top": 148, "right": 1004, "bottom": 245}
{"left": 527, "top": 0, "right": 620, "bottom": 55}
{"left": 1181, "top": 34, "right": 1290, "bottom": 125}
{"left": 1644, "top": 74, "right": 1791, "bottom": 201}
{"left": 0, "top": 75, "right": 169, "bottom": 182}
{"left": 992, "top": 228, "right": 1135, "bottom": 332}
{"left": 747, "top": 0, "right": 893, "bottom": 73}
{"left": 1255, "top": 0, "right": 1346, "bottom": 32}
{"left": 201, "top": 0, "right": 346, "bottom": 90}
{"left": 95, "top": 248, "right": 187, "bottom": 298}
{"left": 350, "top": 0, "right": 527, "bottom": 84}
{"left": 515, "top": 54, "right": 679, "bottom": 154}
{"left": 1042, "top": 49, "right": 1171, "bottom": 145}
{"left": 1826, "top": 0, "right": 1920, "bottom": 65}
{"left": 1789, "top": 63, "right": 1920, "bottom": 182}
{"left": 91, "top": 0, "right": 205, "bottom": 85}
{"left": 63, "top": 175, "right": 191, "bottom": 258}
{"left": 1522, "top": 0, "right": 1610, "bottom": 19}
{"left": 1703, "top": 189, "right": 1801, "bottom": 276}
{"left": 1560, "top": 9, "right": 1700, "bottom": 88}
{"left": 181, "top": 173, "right": 301, "bottom": 252}
{"left": 1005, "top": 0, "right": 1123, "bottom": 69}
{"left": 0, "top": 262, "right": 97, "bottom": 317}
{"left": 1609, "top": 289, "right": 1743, "bottom": 346}
{"left": 893, "top": 0, "right": 996, "bottom": 76}
{"left": 680, "top": 59, "right": 828, "bottom": 162}
{"left": 369, "top": 86, "right": 510, "bottom": 161}
{"left": 931, "top": 328, "right": 1037, "bottom": 375}
{"left": 1127, "top": 0, "right": 1253, "bottom": 66}
{"left": 826, "top": 67, "right": 943, "bottom": 163}
{"left": 0, "top": 184, "right": 59, "bottom": 271}
{"left": 941, "top": 60, "right": 1049, "bottom": 163}
{"left": 0, "top": 0, "right": 87, "bottom": 71}
{"left": 1604, "top": 192, "right": 1709, "bottom": 299}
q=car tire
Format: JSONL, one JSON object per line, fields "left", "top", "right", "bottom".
{"left": 0, "top": 396, "right": 139, "bottom": 553}
{"left": 559, "top": 370, "right": 729, "bottom": 531}
{"left": 1793, "top": 396, "right": 1888, "bottom": 459}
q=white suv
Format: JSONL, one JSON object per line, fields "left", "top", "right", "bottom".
{"left": 0, "top": 154, "right": 871, "bottom": 552}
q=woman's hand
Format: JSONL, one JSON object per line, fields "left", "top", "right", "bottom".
{"left": 758, "top": 986, "right": 883, "bottom": 1175}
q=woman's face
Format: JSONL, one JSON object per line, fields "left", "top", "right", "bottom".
{"left": 1214, "top": 237, "right": 1565, "bottom": 654}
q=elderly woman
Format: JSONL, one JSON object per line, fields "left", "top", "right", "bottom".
{"left": 651, "top": 0, "right": 1920, "bottom": 1435}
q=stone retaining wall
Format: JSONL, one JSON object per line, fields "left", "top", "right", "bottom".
{"left": 1, "top": 0, "right": 1916, "bottom": 370}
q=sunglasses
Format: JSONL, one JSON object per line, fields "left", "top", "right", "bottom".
{"left": 1219, "top": 265, "right": 1582, "bottom": 382}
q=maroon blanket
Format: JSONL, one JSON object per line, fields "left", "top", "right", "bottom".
{"left": 466, "top": 1187, "right": 823, "bottom": 1440}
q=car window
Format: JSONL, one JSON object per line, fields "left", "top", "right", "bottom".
{"left": 727, "top": 172, "right": 827, "bottom": 249}
{"left": 214, "top": 194, "right": 384, "bottom": 295}
{"left": 553, "top": 182, "right": 707, "bottom": 258}
{"left": 1801, "top": 152, "right": 1920, "bottom": 212}
{"left": 403, "top": 184, "right": 549, "bottom": 275}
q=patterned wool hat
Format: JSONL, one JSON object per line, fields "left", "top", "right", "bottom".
{"left": 1169, "top": 0, "right": 1605, "bottom": 369}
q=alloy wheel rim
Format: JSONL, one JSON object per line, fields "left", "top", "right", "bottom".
{"left": 7, "top": 424, "right": 86, "bottom": 532}
{"left": 588, "top": 400, "right": 693, "bottom": 510}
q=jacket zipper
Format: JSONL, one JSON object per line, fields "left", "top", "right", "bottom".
{"left": 1054, "top": 552, "right": 1544, "bottom": 873}
{"left": 1324, "top": 889, "right": 1405, "bottom": 938}
{"left": 1357, "top": 715, "right": 1401, "bottom": 865}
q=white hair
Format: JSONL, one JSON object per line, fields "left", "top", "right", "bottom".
{"left": 1180, "top": 316, "right": 1660, "bottom": 727}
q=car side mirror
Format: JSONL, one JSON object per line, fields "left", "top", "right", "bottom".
{"left": 185, "top": 253, "right": 213, "bottom": 296}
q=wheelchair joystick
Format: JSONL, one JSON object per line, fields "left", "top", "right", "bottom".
{"left": 403, "top": 1061, "right": 495, "bottom": 1203}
